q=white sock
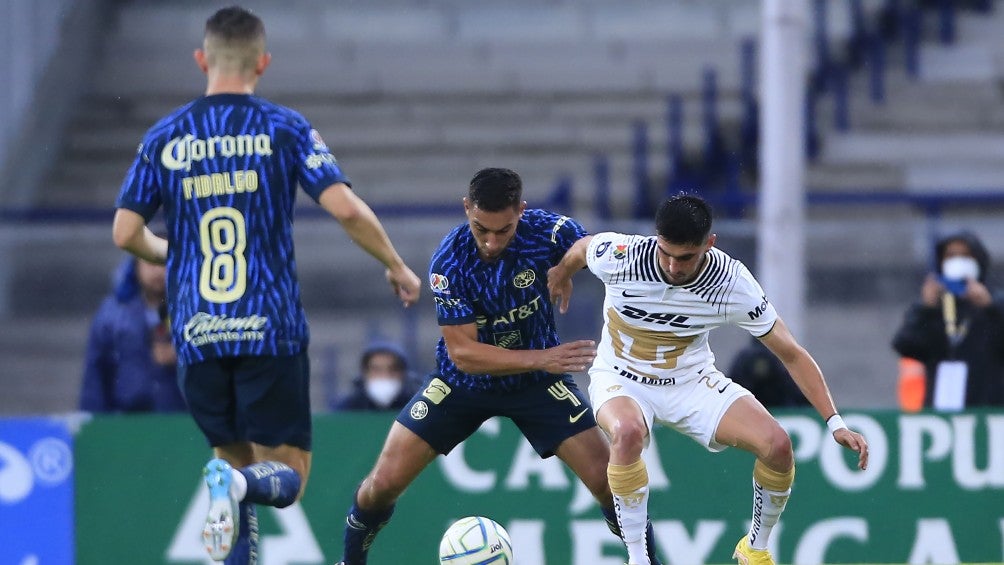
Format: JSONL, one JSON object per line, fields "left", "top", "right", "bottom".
{"left": 614, "top": 488, "right": 650, "bottom": 564}
{"left": 230, "top": 468, "right": 247, "bottom": 501}
{"left": 748, "top": 480, "right": 789, "bottom": 550}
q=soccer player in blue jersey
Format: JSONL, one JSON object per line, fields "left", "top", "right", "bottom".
{"left": 336, "top": 168, "right": 661, "bottom": 565}
{"left": 111, "top": 7, "right": 421, "bottom": 563}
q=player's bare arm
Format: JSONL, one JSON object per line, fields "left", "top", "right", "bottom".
{"left": 759, "top": 316, "right": 870, "bottom": 470}
{"left": 440, "top": 323, "right": 595, "bottom": 376}
{"left": 317, "top": 183, "right": 421, "bottom": 306}
{"left": 112, "top": 208, "right": 168, "bottom": 264}
{"left": 547, "top": 235, "right": 593, "bottom": 314}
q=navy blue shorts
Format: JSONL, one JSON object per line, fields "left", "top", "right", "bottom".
{"left": 396, "top": 373, "right": 597, "bottom": 457}
{"left": 179, "top": 353, "right": 312, "bottom": 451}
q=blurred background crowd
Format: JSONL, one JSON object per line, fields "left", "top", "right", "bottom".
{"left": 2, "top": 0, "right": 1003, "bottom": 415}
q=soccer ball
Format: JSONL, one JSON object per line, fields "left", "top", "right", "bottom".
{"left": 438, "top": 516, "right": 514, "bottom": 564}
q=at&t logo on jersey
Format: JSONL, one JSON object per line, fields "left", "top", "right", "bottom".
{"left": 160, "top": 133, "right": 273, "bottom": 171}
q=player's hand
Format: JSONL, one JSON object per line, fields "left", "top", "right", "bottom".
{"left": 386, "top": 264, "right": 421, "bottom": 307}
{"left": 538, "top": 340, "right": 596, "bottom": 374}
{"left": 833, "top": 428, "right": 869, "bottom": 470}
{"left": 546, "top": 265, "right": 574, "bottom": 314}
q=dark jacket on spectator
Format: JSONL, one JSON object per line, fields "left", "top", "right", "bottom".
{"left": 892, "top": 231, "right": 1004, "bottom": 407}
{"left": 728, "top": 337, "right": 808, "bottom": 408}
{"left": 80, "top": 258, "right": 186, "bottom": 413}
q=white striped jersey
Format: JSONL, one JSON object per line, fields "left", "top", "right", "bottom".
{"left": 585, "top": 232, "right": 777, "bottom": 384}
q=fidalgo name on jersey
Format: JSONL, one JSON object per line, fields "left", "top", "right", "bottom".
{"left": 182, "top": 170, "right": 259, "bottom": 200}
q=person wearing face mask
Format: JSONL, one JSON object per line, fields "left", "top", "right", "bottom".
{"left": 331, "top": 342, "right": 415, "bottom": 411}
{"left": 892, "top": 230, "right": 1004, "bottom": 409}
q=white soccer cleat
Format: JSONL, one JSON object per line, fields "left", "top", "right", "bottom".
{"left": 202, "top": 458, "right": 239, "bottom": 561}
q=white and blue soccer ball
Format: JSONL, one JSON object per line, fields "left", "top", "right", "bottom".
{"left": 438, "top": 516, "right": 514, "bottom": 564}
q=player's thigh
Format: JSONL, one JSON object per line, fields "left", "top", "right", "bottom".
{"left": 507, "top": 376, "right": 597, "bottom": 459}
{"left": 179, "top": 358, "right": 240, "bottom": 447}
{"left": 589, "top": 369, "right": 656, "bottom": 446}
{"left": 235, "top": 352, "right": 312, "bottom": 452}
{"left": 714, "top": 394, "right": 787, "bottom": 461}
{"left": 658, "top": 370, "right": 753, "bottom": 452}
{"left": 395, "top": 374, "right": 489, "bottom": 455}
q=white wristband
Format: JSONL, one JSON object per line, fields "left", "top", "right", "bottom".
{"left": 826, "top": 414, "right": 847, "bottom": 435}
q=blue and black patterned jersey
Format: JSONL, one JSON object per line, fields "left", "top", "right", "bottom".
{"left": 429, "top": 209, "right": 587, "bottom": 392}
{"left": 116, "top": 93, "right": 349, "bottom": 365}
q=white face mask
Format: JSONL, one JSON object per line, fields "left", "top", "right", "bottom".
{"left": 364, "top": 377, "right": 403, "bottom": 408}
{"left": 942, "top": 256, "right": 979, "bottom": 281}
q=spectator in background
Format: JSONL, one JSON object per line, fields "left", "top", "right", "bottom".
{"left": 331, "top": 341, "right": 416, "bottom": 412}
{"left": 728, "top": 337, "right": 809, "bottom": 408}
{"left": 80, "top": 256, "right": 186, "bottom": 413}
{"left": 892, "top": 231, "right": 1004, "bottom": 409}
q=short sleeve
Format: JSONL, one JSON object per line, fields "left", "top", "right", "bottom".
{"left": 547, "top": 214, "right": 588, "bottom": 261}
{"left": 293, "top": 121, "right": 351, "bottom": 202}
{"left": 115, "top": 139, "right": 162, "bottom": 220}
{"left": 429, "top": 245, "right": 475, "bottom": 326}
{"left": 585, "top": 232, "right": 638, "bottom": 283}
{"left": 726, "top": 263, "right": 778, "bottom": 337}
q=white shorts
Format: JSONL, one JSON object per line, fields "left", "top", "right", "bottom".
{"left": 588, "top": 366, "right": 752, "bottom": 452}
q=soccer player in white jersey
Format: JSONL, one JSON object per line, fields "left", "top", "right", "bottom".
{"left": 547, "top": 194, "right": 869, "bottom": 565}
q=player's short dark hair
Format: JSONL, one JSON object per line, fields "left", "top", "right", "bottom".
{"left": 204, "top": 6, "right": 266, "bottom": 72}
{"left": 468, "top": 168, "right": 523, "bottom": 212}
{"left": 206, "top": 6, "right": 265, "bottom": 43}
{"left": 655, "top": 193, "right": 713, "bottom": 245}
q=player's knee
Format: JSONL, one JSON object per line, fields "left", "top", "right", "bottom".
{"left": 608, "top": 418, "right": 647, "bottom": 455}
{"left": 364, "top": 469, "right": 407, "bottom": 505}
{"left": 765, "top": 426, "right": 793, "bottom": 469}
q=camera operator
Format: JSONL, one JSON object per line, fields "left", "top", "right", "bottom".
{"left": 892, "top": 231, "right": 1004, "bottom": 409}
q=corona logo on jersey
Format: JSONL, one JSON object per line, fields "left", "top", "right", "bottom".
{"left": 160, "top": 133, "right": 273, "bottom": 172}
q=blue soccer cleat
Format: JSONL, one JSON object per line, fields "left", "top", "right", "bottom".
{"left": 202, "top": 458, "right": 239, "bottom": 561}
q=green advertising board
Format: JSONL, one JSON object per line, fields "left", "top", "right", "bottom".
{"left": 75, "top": 410, "right": 1004, "bottom": 564}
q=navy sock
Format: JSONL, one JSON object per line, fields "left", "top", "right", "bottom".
{"left": 239, "top": 462, "right": 301, "bottom": 508}
{"left": 601, "top": 505, "right": 661, "bottom": 565}
{"left": 224, "top": 502, "right": 258, "bottom": 565}
{"left": 341, "top": 498, "right": 395, "bottom": 565}
{"left": 602, "top": 505, "right": 620, "bottom": 536}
